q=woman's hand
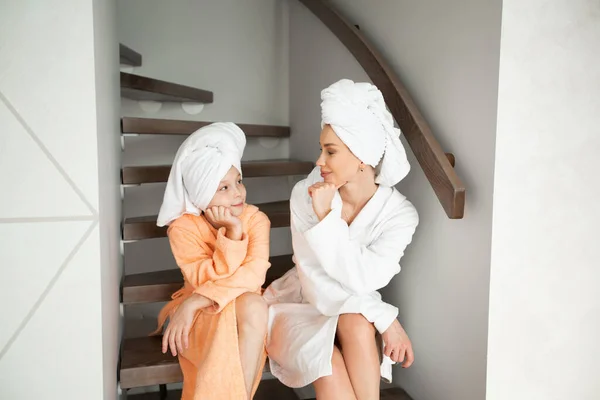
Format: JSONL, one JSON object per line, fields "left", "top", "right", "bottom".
{"left": 162, "top": 294, "right": 214, "bottom": 356}
{"left": 205, "top": 206, "right": 243, "bottom": 240}
{"left": 308, "top": 182, "right": 337, "bottom": 221}
{"left": 382, "top": 319, "right": 414, "bottom": 368}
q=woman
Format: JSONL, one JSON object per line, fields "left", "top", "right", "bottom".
{"left": 264, "top": 79, "right": 419, "bottom": 399}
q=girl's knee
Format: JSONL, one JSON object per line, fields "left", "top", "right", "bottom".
{"left": 337, "top": 314, "right": 376, "bottom": 340}
{"left": 236, "top": 292, "right": 268, "bottom": 331}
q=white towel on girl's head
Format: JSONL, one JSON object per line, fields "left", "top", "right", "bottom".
{"left": 320, "top": 79, "right": 411, "bottom": 187}
{"left": 156, "top": 122, "right": 246, "bottom": 227}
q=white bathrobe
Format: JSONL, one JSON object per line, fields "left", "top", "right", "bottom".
{"left": 264, "top": 167, "right": 419, "bottom": 388}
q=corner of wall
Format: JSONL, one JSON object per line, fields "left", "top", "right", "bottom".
{"left": 92, "top": 0, "right": 122, "bottom": 398}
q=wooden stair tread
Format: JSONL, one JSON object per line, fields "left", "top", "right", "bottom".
{"left": 126, "top": 390, "right": 181, "bottom": 400}
{"left": 122, "top": 160, "right": 314, "bottom": 184}
{"left": 121, "top": 334, "right": 409, "bottom": 397}
{"left": 126, "top": 379, "right": 299, "bottom": 400}
{"left": 307, "top": 388, "right": 412, "bottom": 400}
{"left": 120, "top": 336, "right": 180, "bottom": 388}
{"left": 123, "top": 254, "right": 294, "bottom": 304}
{"left": 120, "top": 336, "right": 276, "bottom": 390}
{"left": 119, "top": 43, "right": 142, "bottom": 66}
{"left": 122, "top": 200, "right": 290, "bottom": 241}
{"left": 121, "top": 117, "right": 290, "bottom": 137}
{"left": 380, "top": 387, "right": 414, "bottom": 400}
{"left": 121, "top": 72, "right": 214, "bottom": 103}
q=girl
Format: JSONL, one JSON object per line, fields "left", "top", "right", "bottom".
{"left": 153, "top": 122, "right": 271, "bottom": 400}
{"left": 264, "top": 80, "right": 419, "bottom": 399}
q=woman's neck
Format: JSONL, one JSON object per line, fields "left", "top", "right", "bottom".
{"left": 339, "top": 178, "right": 378, "bottom": 209}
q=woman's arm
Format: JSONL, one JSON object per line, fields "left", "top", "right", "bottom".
{"left": 304, "top": 199, "right": 418, "bottom": 295}
{"left": 290, "top": 193, "right": 400, "bottom": 333}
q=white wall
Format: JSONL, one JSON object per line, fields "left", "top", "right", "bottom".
{"left": 0, "top": 0, "right": 120, "bottom": 398}
{"left": 289, "top": 1, "right": 502, "bottom": 399}
{"left": 93, "top": 0, "right": 122, "bottom": 398}
{"left": 118, "top": 0, "right": 289, "bottom": 126}
{"left": 486, "top": 1, "right": 600, "bottom": 399}
{"left": 117, "top": 0, "right": 293, "bottom": 339}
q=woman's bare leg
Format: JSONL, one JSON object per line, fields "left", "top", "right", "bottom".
{"left": 236, "top": 292, "right": 269, "bottom": 399}
{"left": 313, "top": 345, "right": 357, "bottom": 400}
{"left": 337, "top": 314, "right": 380, "bottom": 400}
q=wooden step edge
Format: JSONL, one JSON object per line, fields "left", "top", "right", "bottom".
{"left": 120, "top": 336, "right": 276, "bottom": 390}
{"left": 126, "top": 379, "right": 300, "bottom": 400}
{"left": 119, "top": 43, "right": 142, "bottom": 66}
{"left": 380, "top": 387, "right": 414, "bottom": 400}
{"left": 307, "top": 387, "right": 413, "bottom": 400}
{"left": 120, "top": 72, "right": 214, "bottom": 103}
{"left": 121, "top": 117, "right": 291, "bottom": 137}
{"left": 122, "top": 269, "right": 182, "bottom": 305}
{"left": 125, "top": 389, "right": 183, "bottom": 400}
{"left": 123, "top": 255, "right": 294, "bottom": 305}
{"left": 121, "top": 364, "right": 182, "bottom": 390}
{"left": 122, "top": 338, "right": 409, "bottom": 397}
{"left": 122, "top": 201, "right": 290, "bottom": 241}
{"left": 121, "top": 160, "right": 314, "bottom": 185}
{"left": 120, "top": 361, "right": 180, "bottom": 387}
{"left": 120, "top": 336, "right": 179, "bottom": 389}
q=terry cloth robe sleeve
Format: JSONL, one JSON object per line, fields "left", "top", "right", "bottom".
{"left": 166, "top": 211, "right": 270, "bottom": 312}
{"left": 289, "top": 179, "right": 400, "bottom": 334}
{"left": 289, "top": 193, "right": 350, "bottom": 315}
{"left": 195, "top": 211, "right": 271, "bottom": 312}
{"left": 303, "top": 199, "right": 418, "bottom": 295}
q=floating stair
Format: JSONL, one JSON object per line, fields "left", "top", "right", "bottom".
{"left": 121, "top": 160, "right": 313, "bottom": 185}
{"left": 120, "top": 336, "right": 181, "bottom": 389}
{"left": 306, "top": 387, "right": 413, "bottom": 400}
{"left": 119, "top": 43, "right": 142, "bottom": 67}
{"left": 121, "top": 72, "right": 214, "bottom": 103}
{"left": 122, "top": 200, "right": 291, "bottom": 241}
{"left": 121, "top": 336, "right": 282, "bottom": 390}
{"left": 122, "top": 254, "right": 293, "bottom": 305}
{"left": 121, "top": 117, "right": 291, "bottom": 137}
{"left": 125, "top": 376, "right": 299, "bottom": 400}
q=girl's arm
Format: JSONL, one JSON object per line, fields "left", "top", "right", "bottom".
{"left": 194, "top": 211, "right": 271, "bottom": 312}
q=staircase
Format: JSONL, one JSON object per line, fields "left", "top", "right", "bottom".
{"left": 118, "top": 44, "right": 305, "bottom": 399}
{"left": 117, "top": 42, "right": 414, "bottom": 399}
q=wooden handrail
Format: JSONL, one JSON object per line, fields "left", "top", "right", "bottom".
{"left": 299, "top": 0, "right": 466, "bottom": 218}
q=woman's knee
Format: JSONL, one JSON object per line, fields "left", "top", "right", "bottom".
{"left": 236, "top": 292, "right": 268, "bottom": 332}
{"left": 337, "top": 314, "right": 376, "bottom": 341}
{"left": 316, "top": 347, "right": 347, "bottom": 384}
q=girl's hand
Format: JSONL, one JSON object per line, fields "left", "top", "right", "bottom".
{"left": 308, "top": 182, "right": 337, "bottom": 221}
{"left": 382, "top": 319, "right": 415, "bottom": 368}
{"left": 162, "top": 294, "right": 213, "bottom": 356}
{"left": 205, "top": 206, "right": 243, "bottom": 240}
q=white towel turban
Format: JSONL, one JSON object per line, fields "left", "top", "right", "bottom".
{"left": 321, "top": 79, "right": 410, "bottom": 187}
{"left": 156, "top": 122, "right": 246, "bottom": 227}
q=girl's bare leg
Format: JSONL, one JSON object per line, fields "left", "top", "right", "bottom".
{"left": 236, "top": 292, "right": 269, "bottom": 399}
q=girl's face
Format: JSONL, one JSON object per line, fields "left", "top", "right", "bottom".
{"left": 315, "top": 124, "right": 362, "bottom": 187}
{"left": 206, "top": 166, "right": 246, "bottom": 217}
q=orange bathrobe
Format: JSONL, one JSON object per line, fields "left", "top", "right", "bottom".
{"left": 154, "top": 204, "right": 271, "bottom": 399}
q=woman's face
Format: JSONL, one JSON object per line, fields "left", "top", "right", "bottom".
{"left": 315, "top": 125, "right": 362, "bottom": 187}
{"left": 206, "top": 166, "right": 247, "bottom": 217}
